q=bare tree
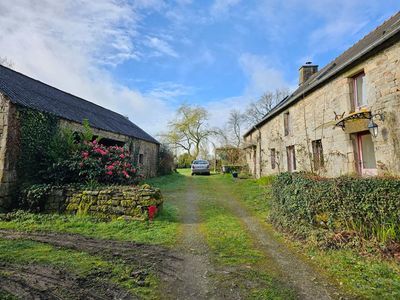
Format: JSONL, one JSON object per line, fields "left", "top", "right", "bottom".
{"left": 227, "top": 109, "right": 245, "bottom": 148}
{"left": 244, "top": 88, "right": 289, "bottom": 125}
{"left": 162, "top": 104, "right": 216, "bottom": 158}
{"left": 0, "top": 57, "right": 15, "bottom": 69}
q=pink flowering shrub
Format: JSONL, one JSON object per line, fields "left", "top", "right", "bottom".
{"left": 72, "top": 140, "right": 140, "bottom": 184}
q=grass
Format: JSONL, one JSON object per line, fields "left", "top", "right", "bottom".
{"left": 194, "top": 174, "right": 296, "bottom": 299}
{"left": 228, "top": 174, "right": 400, "bottom": 299}
{"left": 0, "top": 204, "right": 179, "bottom": 246}
{"left": 199, "top": 200, "right": 264, "bottom": 265}
{"left": 0, "top": 238, "right": 159, "bottom": 298}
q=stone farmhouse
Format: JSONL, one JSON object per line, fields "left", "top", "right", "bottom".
{"left": 0, "top": 65, "right": 159, "bottom": 207}
{"left": 244, "top": 12, "right": 400, "bottom": 178}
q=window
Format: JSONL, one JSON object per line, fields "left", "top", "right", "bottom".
{"left": 312, "top": 140, "right": 324, "bottom": 171}
{"left": 270, "top": 148, "right": 276, "bottom": 169}
{"left": 286, "top": 145, "right": 296, "bottom": 172}
{"left": 138, "top": 153, "right": 144, "bottom": 164}
{"left": 353, "top": 72, "right": 366, "bottom": 109}
{"left": 284, "top": 112, "right": 290, "bottom": 136}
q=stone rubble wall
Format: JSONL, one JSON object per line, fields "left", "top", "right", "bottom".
{"left": 65, "top": 185, "right": 163, "bottom": 220}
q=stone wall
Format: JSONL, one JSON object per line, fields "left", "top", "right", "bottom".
{"left": 65, "top": 185, "right": 163, "bottom": 220}
{"left": 244, "top": 39, "right": 400, "bottom": 178}
{"left": 0, "top": 96, "right": 19, "bottom": 211}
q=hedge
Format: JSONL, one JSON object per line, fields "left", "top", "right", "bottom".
{"left": 270, "top": 172, "right": 400, "bottom": 243}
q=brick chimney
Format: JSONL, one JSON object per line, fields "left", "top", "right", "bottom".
{"left": 299, "top": 62, "right": 318, "bottom": 85}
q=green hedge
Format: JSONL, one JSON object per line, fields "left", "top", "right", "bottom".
{"left": 270, "top": 172, "right": 400, "bottom": 243}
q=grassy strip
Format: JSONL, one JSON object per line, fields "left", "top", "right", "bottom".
{"left": 198, "top": 190, "right": 295, "bottom": 299}
{"left": 305, "top": 248, "right": 400, "bottom": 299}
{"left": 0, "top": 238, "right": 158, "bottom": 298}
{"left": 227, "top": 175, "right": 400, "bottom": 299}
{"left": 199, "top": 200, "right": 263, "bottom": 265}
{"left": 0, "top": 204, "right": 178, "bottom": 246}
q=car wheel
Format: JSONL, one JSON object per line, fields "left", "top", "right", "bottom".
{"left": 191, "top": 173, "right": 194, "bottom": 176}
{"left": 207, "top": 172, "right": 210, "bottom": 176}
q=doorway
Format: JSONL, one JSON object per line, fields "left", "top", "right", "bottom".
{"left": 357, "top": 132, "right": 377, "bottom": 176}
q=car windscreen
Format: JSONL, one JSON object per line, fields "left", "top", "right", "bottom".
{"left": 193, "top": 160, "right": 208, "bottom": 164}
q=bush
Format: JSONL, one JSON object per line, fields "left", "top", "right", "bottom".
{"left": 176, "top": 153, "right": 194, "bottom": 168}
{"left": 158, "top": 145, "right": 174, "bottom": 175}
{"left": 71, "top": 140, "right": 140, "bottom": 185}
{"left": 270, "top": 172, "right": 400, "bottom": 243}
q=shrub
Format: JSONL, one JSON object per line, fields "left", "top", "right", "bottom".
{"left": 158, "top": 144, "right": 174, "bottom": 175}
{"left": 270, "top": 172, "right": 400, "bottom": 244}
{"left": 71, "top": 140, "right": 140, "bottom": 185}
{"left": 177, "top": 153, "right": 194, "bottom": 168}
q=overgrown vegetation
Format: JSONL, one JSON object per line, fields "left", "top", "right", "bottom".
{"left": 270, "top": 172, "right": 400, "bottom": 245}
{"left": 15, "top": 109, "right": 142, "bottom": 210}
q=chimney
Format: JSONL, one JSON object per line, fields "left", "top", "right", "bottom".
{"left": 299, "top": 62, "right": 318, "bottom": 85}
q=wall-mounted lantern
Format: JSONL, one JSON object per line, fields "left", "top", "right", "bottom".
{"left": 368, "top": 113, "right": 385, "bottom": 138}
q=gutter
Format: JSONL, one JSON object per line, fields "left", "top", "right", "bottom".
{"left": 243, "top": 23, "right": 400, "bottom": 138}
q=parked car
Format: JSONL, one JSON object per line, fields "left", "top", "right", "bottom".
{"left": 191, "top": 160, "right": 210, "bottom": 175}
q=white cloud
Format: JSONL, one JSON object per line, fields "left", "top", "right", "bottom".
{"left": 0, "top": 0, "right": 177, "bottom": 135}
{"left": 205, "top": 53, "right": 292, "bottom": 131}
{"left": 146, "top": 82, "right": 194, "bottom": 100}
{"left": 239, "top": 53, "right": 290, "bottom": 96}
{"left": 145, "top": 36, "right": 179, "bottom": 58}
{"left": 210, "top": 0, "right": 241, "bottom": 16}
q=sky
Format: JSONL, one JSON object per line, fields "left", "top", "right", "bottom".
{"left": 0, "top": 1, "right": 399, "bottom": 136}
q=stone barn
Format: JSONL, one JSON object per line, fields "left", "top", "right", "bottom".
{"left": 0, "top": 65, "right": 160, "bottom": 209}
{"left": 244, "top": 12, "right": 400, "bottom": 178}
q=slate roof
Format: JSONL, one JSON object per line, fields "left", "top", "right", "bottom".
{"left": 244, "top": 11, "right": 400, "bottom": 137}
{"left": 0, "top": 65, "right": 159, "bottom": 144}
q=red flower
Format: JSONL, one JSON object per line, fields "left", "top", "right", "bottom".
{"left": 106, "top": 171, "right": 113, "bottom": 175}
{"left": 82, "top": 151, "right": 89, "bottom": 159}
{"left": 107, "top": 165, "right": 114, "bottom": 170}
{"left": 122, "top": 170, "right": 129, "bottom": 178}
{"left": 119, "top": 154, "right": 125, "bottom": 159}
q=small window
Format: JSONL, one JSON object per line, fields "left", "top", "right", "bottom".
{"left": 270, "top": 148, "right": 276, "bottom": 169}
{"left": 286, "top": 145, "right": 296, "bottom": 172}
{"left": 312, "top": 140, "right": 324, "bottom": 171}
{"left": 138, "top": 153, "right": 144, "bottom": 164}
{"left": 353, "top": 72, "right": 366, "bottom": 109}
{"left": 284, "top": 112, "right": 290, "bottom": 136}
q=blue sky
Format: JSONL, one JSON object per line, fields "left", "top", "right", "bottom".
{"left": 0, "top": 1, "right": 399, "bottom": 134}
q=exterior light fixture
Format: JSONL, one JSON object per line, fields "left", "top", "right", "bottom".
{"left": 368, "top": 119, "right": 379, "bottom": 138}
{"left": 368, "top": 112, "right": 385, "bottom": 138}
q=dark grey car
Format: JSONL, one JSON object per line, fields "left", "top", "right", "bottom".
{"left": 191, "top": 160, "right": 210, "bottom": 175}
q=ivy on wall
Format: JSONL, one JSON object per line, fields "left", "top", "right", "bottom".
{"left": 17, "top": 107, "right": 59, "bottom": 184}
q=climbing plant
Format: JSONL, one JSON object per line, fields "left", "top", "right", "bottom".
{"left": 17, "top": 107, "right": 60, "bottom": 184}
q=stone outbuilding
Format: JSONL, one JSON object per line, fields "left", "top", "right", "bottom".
{"left": 0, "top": 65, "right": 160, "bottom": 209}
{"left": 244, "top": 12, "right": 400, "bottom": 178}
